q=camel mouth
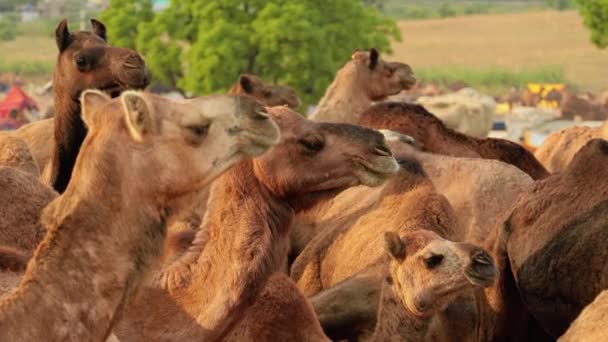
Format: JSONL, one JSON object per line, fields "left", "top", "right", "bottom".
{"left": 99, "top": 84, "right": 124, "bottom": 98}
{"left": 465, "top": 252, "right": 498, "bottom": 288}
{"left": 355, "top": 157, "right": 399, "bottom": 187}
{"left": 238, "top": 127, "right": 281, "bottom": 157}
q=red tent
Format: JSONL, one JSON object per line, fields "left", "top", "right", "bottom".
{"left": 0, "top": 86, "right": 38, "bottom": 119}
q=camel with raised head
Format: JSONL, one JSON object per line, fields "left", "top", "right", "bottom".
{"left": 559, "top": 290, "right": 608, "bottom": 342}
{"left": 114, "top": 106, "right": 399, "bottom": 341}
{"left": 368, "top": 230, "right": 497, "bottom": 341}
{"left": 12, "top": 18, "right": 150, "bottom": 192}
{"left": 534, "top": 121, "right": 608, "bottom": 172}
{"left": 309, "top": 48, "right": 415, "bottom": 124}
{"left": 505, "top": 138, "right": 608, "bottom": 337}
{"left": 290, "top": 131, "right": 532, "bottom": 262}
{"left": 229, "top": 74, "right": 301, "bottom": 109}
{"left": 0, "top": 90, "right": 280, "bottom": 341}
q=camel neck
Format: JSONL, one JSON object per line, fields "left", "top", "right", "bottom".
{"left": 369, "top": 280, "right": 431, "bottom": 342}
{"left": 0, "top": 140, "right": 166, "bottom": 341}
{"left": 49, "top": 80, "right": 88, "bottom": 194}
{"left": 311, "top": 64, "right": 371, "bottom": 124}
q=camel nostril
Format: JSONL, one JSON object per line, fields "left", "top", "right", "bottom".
{"left": 374, "top": 144, "right": 392, "bottom": 157}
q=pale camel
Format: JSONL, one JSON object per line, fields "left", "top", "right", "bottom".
{"left": 14, "top": 18, "right": 149, "bottom": 192}
{"left": 228, "top": 74, "right": 301, "bottom": 109}
{"left": 0, "top": 90, "right": 280, "bottom": 341}
{"left": 114, "top": 106, "right": 399, "bottom": 341}
{"left": 368, "top": 230, "right": 497, "bottom": 341}
{"left": 290, "top": 131, "right": 533, "bottom": 261}
{"left": 559, "top": 290, "right": 608, "bottom": 342}
{"left": 359, "top": 102, "right": 549, "bottom": 180}
{"left": 506, "top": 138, "right": 608, "bottom": 337}
{"left": 309, "top": 48, "right": 415, "bottom": 124}
{"left": 534, "top": 121, "right": 608, "bottom": 172}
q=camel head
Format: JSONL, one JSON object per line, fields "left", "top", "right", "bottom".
{"left": 253, "top": 106, "right": 399, "bottom": 208}
{"left": 74, "top": 90, "right": 280, "bottom": 198}
{"left": 230, "top": 74, "right": 301, "bottom": 109}
{"left": 350, "top": 48, "right": 416, "bottom": 101}
{"left": 384, "top": 230, "right": 498, "bottom": 318}
{"left": 53, "top": 18, "right": 150, "bottom": 101}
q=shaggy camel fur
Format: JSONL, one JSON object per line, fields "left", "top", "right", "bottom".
{"left": 114, "top": 106, "right": 398, "bottom": 341}
{"left": 359, "top": 102, "right": 549, "bottom": 180}
{"left": 45, "top": 18, "right": 149, "bottom": 193}
{"left": 309, "top": 48, "right": 416, "bottom": 124}
{"left": 558, "top": 290, "right": 608, "bottom": 342}
{"left": 368, "top": 231, "right": 497, "bottom": 341}
{"left": 290, "top": 131, "right": 532, "bottom": 260}
{"left": 534, "top": 121, "right": 608, "bottom": 172}
{"left": 228, "top": 74, "right": 301, "bottom": 109}
{"left": 505, "top": 138, "right": 608, "bottom": 337}
{"left": 0, "top": 134, "right": 39, "bottom": 176}
{"left": 10, "top": 119, "right": 53, "bottom": 174}
{"left": 0, "top": 90, "right": 280, "bottom": 341}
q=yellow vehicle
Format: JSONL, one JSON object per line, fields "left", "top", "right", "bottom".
{"left": 527, "top": 83, "right": 565, "bottom": 109}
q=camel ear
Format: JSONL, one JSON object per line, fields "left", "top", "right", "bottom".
{"left": 384, "top": 231, "right": 406, "bottom": 261}
{"left": 80, "top": 90, "right": 110, "bottom": 128}
{"left": 90, "top": 19, "right": 107, "bottom": 41}
{"left": 369, "top": 48, "right": 379, "bottom": 70}
{"left": 121, "top": 91, "right": 157, "bottom": 142}
{"left": 55, "top": 18, "right": 71, "bottom": 52}
{"left": 239, "top": 75, "right": 255, "bottom": 94}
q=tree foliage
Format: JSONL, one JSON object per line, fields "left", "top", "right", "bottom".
{"left": 0, "top": 14, "right": 18, "bottom": 41}
{"left": 100, "top": 0, "right": 153, "bottom": 50}
{"left": 575, "top": 0, "right": 608, "bottom": 48}
{"left": 102, "top": 0, "right": 400, "bottom": 105}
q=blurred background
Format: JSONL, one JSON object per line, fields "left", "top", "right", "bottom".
{"left": 0, "top": 0, "right": 606, "bottom": 148}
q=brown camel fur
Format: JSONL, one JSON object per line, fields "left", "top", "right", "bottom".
{"left": 309, "top": 48, "right": 416, "bottom": 124}
{"left": 0, "top": 134, "right": 39, "bottom": 176}
{"left": 359, "top": 102, "right": 549, "bottom": 180}
{"left": 505, "top": 138, "right": 608, "bottom": 337}
{"left": 368, "top": 230, "right": 497, "bottom": 342}
{"left": 44, "top": 18, "right": 150, "bottom": 193}
{"left": 558, "top": 290, "right": 608, "bottom": 342}
{"left": 228, "top": 74, "right": 301, "bottom": 109}
{"left": 534, "top": 121, "right": 608, "bottom": 172}
{"left": 114, "top": 106, "right": 399, "bottom": 342}
{"left": 290, "top": 131, "right": 533, "bottom": 260}
{"left": 10, "top": 118, "right": 53, "bottom": 175}
{"left": 0, "top": 89, "right": 280, "bottom": 341}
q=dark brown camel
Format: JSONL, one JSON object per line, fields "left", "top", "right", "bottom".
{"left": 359, "top": 102, "right": 549, "bottom": 180}
{"left": 46, "top": 18, "right": 149, "bottom": 193}
{"left": 506, "top": 138, "right": 608, "bottom": 337}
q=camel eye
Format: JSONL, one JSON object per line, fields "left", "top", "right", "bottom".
{"left": 299, "top": 138, "right": 324, "bottom": 153}
{"left": 263, "top": 91, "right": 272, "bottom": 98}
{"left": 424, "top": 254, "right": 444, "bottom": 269}
{"left": 187, "top": 124, "right": 210, "bottom": 137}
{"left": 75, "top": 56, "right": 88, "bottom": 71}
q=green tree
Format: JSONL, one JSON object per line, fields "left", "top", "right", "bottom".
{"left": 0, "top": 14, "right": 19, "bottom": 41}
{"left": 103, "top": 0, "right": 399, "bottom": 106}
{"left": 576, "top": 0, "right": 608, "bottom": 48}
{"left": 545, "top": 0, "right": 572, "bottom": 10}
{"left": 100, "top": 0, "right": 153, "bottom": 49}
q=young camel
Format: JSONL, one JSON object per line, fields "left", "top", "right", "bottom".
{"left": 359, "top": 101, "right": 549, "bottom": 180}
{"left": 12, "top": 18, "right": 150, "bottom": 191}
{"left": 533, "top": 121, "right": 608, "bottom": 172}
{"left": 505, "top": 138, "right": 608, "bottom": 337}
{"left": 0, "top": 90, "right": 280, "bottom": 341}
{"left": 309, "top": 48, "right": 416, "bottom": 124}
{"left": 558, "top": 290, "right": 608, "bottom": 342}
{"left": 113, "top": 106, "right": 399, "bottom": 341}
{"left": 290, "top": 131, "right": 532, "bottom": 260}
{"left": 228, "top": 74, "right": 301, "bottom": 109}
{"left": 368, "top": 230, "right": 497, "bottom": 341}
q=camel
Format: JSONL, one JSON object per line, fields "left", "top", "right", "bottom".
{"left": 12, "top": 18, "right": 150, "bottom": 192}
{"left": 290, "top": 131, "right": 533, "bottom": 261}
{"left": 0, "top": 134, "right": 39, "bottom": 176}
{"left": 505, "top": 138, "right": 608, "bottom": 337}
{"left": 558, "top": 290, "right": 608, "bottom": 342}
{"left": 359, "top": 101, "right": 549, "bottom": 180}
{"left": 534, "top": 121, "right": 608, "bottom": 172}
{"left": 367, "top": 230, "right": 497, "bottom": 341}
{"left": 0, "top": 89, "right": 280, "bottom": 341}
{"left": 113, "top": 106, "right": 399, "bottom": 341}
{"left": 228, "top": 74, "right": 301, "bottom": 109}
{"left": 309, "top": 48, "right": 416, "bottom": 124}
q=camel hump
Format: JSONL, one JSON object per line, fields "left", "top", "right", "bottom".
{"left": 567, "top": 138, "right": 608, "bottom": 173}
{"left": 0, "top": 246, "right": 29, "bottom": 272}
{"left": 0, "top": 134, "right": 39, "bottom": 177}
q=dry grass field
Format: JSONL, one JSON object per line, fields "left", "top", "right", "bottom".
{"left": 391, "top": 10, "right": 608, "bottom": 92}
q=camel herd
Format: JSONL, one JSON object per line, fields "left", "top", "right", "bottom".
{"left": 0, "top": 18, "right": 605, "bottom": 341}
